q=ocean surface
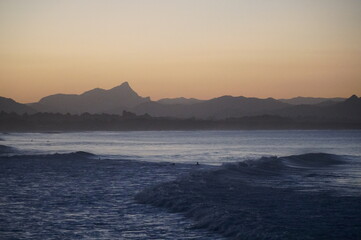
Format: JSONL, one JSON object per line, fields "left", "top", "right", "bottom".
{"left": 1, "top": 130, "right": 361, "bottom": 239}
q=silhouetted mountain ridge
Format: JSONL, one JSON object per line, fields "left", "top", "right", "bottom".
{"left": 133, "top": 95, "right": 290, "bottom": 119}
{"left": 1, "top": 83, "right": 360, "bottom": 123}
{"left": 273, "top": 95, "right": 361, "bottom": 120}
{"left": 157, "top": 97, "right": 204, "bottom": 105}
{"left": 278, "top": 97, "right": 345, "bottom": 105}
{"left": 0, "top": 97, "right": 36, "bottom": 114}
{"left": 30, "top": 82, "right": 150, "bottom": 114}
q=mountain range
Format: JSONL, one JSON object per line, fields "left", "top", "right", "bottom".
{"left": 1, "top": 82, "right": 360, "bottom": 121}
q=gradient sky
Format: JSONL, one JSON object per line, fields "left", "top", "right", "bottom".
{"left": 1, "top": 0, "right": 361, "bottom": 103}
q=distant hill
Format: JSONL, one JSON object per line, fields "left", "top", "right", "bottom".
{"left": 0, "top": 97, "right": 36, "bottom": 114}
{"left": 157, "top": 97, "right": 204, "bottom": 105}
{"left": 273, "top": 95, "right": 361, "bottom": 121}
{"left": 29, "top": 82, "right": 150, "bottom": 114}
{"left": 279, "top": 97, "right": 345, "bottom": 105}
{"left": 135, "top": 96, "right": 290, "bottom": 119}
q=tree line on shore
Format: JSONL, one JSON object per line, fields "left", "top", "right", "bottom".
{"left": 1, "top": 111, "right": 359, "bottom": 131}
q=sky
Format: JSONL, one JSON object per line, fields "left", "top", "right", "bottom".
{"left": 1, "top": 0, "right": 361, "bottom": 103}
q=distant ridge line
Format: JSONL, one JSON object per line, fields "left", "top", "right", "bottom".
{"left": 0, "top": 82, "right": 359, "bottom": 121}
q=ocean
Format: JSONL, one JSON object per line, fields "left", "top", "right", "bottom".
{"left": 1, "top": 130, "right": 361, "bottom": 239}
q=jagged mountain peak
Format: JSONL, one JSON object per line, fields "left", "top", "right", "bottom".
{"left": 105, "top": 82, "right": 139, "bottom": 96}
{"left": 348, "top": 94, "right": 358, "bottom": 100}
{"left": 31, "top": 82, "right": 150, "bottom": 114}
{"left": 82, "top": 82, "right": 134, "bottom": 95}
{"left": 344, "top": 95, "right": 360, "bottom": 104}
{"left": 110, "top": 82, "right": 131, "bottom": 90}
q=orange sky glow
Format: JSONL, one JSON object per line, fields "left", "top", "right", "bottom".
{"left": 1, "top": 0, "right": 361, "bottom": 103}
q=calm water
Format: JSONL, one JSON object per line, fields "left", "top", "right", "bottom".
{"left": 1, "top": 130, "right": 361, "bottom": 239}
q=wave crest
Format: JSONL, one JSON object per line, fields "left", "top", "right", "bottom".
{"left": 0, "top": 150, "right": 96, "bottom": 160}
{"left": 0, "top": 144, "right": 17, "bottom": 155}
{"left": 136, "top": 153, "right": 360, "bottom": 239}
{"left": 223, "top": 153, "right": 344, "bottom": 173}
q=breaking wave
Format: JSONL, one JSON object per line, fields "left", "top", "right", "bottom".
{"left": 0, "top": 144, "right": 17, "bottom": 155}
{"left": 0, "top": 148, "right": 96, "bottom": 160}
{"left": 136, "top": 153, "right": 361, "bottom": 240}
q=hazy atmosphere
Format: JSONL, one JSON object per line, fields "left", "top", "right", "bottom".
{"left": 1, "top": 0, "right": 361, "bottom": 103}
{"left": 1, "top": 2, "right": 361, "bottom": 240}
